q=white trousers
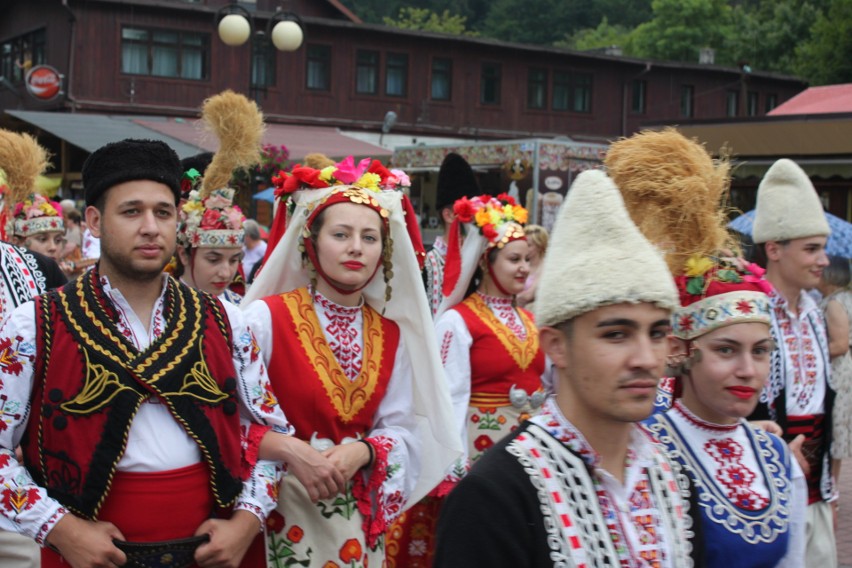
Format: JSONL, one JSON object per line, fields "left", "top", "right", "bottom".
{"left": 806, "top": 500, "right": 837, "bottom": 568}
{"left": 0, "top": 529, "right": 39, "bottom": 568}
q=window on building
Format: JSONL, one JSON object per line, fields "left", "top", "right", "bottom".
{"left": 385, "top": 52, "right": 408, "bottom": 97}
{"left": 680, "top": 85, "right": 695, "bottom": 118}
{"left": 553, "top": 71, "right": 591, "bottom": 112}
{"left": 631, "top": 80, "right": 646, "bottom": 113}
{"left": 306, "top": 44, "right": 331, "bottom": 91}
{"left": 356, "top": 50, "right": 379, "bottom": 95}
{"left": 480, "top": 63, "right": 501, "bottom": 105}
{"left": 0, "top": 28, "right": 47, "bottom": 82}
{"left": 121, "top": 27, "right": 208, "bottom": 80}
{"left": 431, "top": 57, "right": 452, "bottom": 101}
{"left": 747, "top": 91, "right": 759, "bottom": 116}
{"left": 726, "top": 90, "right": 739, "bottom": 117}
{"left": 528, "top": 68, "right": 547, "bottom": 109}
{"left": 251, "top": 36, "right": 275, "bottom": 90}
{"left": 765, "top": 93, "right": 778, "bottom": 113}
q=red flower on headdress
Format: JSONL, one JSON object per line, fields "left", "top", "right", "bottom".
{"left": 678, "top": 314, "right": 694, "bottom": 332}
{"left": 496, "top": 193, "right": 516, "bottom": 205}
{"left": 368, "top": 159, "right": 392, "bottom": 184}
{"left": 273, "top": 164, "right": 328, "bottom": 197}
{"left": 201, "top": 208, "right": 225, "bottom": 230}
{"left": 481, "top": 223, "right": 498, "bottom": 241}
{"left": 453, "top": 197, "right": 475, "bottom": 223}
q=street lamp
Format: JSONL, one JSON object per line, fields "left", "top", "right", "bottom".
{"left": 215, "top": 2, "right": 305, "bottom": 100}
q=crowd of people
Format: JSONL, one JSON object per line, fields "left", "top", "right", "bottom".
{"left": 0, "top": 90, "right": 848, "bottom": 568}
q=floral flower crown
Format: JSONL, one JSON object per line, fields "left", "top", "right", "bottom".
{"left": 178, "top": 169, "right": 246, "bottom": 248}
{"left": 452, "top": 193, "right": 528, "bottom": 246}
{"left": 672, "top": 254, "right": 773, "bottom": 340}
{"left": 271, "top": 156, "right": 410, "bottom": 198}
{"left": 10, "top": 193, "right": 64, "bottom": 238}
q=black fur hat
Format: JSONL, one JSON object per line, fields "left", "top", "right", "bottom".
{"left": 82, "top": 139, "right": 182, "bottom": 206}
{"left": 435, "top": 152, "right": 479, "bottom": 211}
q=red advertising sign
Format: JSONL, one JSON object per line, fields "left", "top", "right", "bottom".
{"left": 25, "top": 65, "right": 62, "bottom": 100}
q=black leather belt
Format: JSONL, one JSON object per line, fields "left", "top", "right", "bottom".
{"left": 113, "top": 534, "right": 210, "bottom": 568}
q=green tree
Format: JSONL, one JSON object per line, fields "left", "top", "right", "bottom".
{"left": 724, "top": 0, "right": 823, "bottom": 74}
{"left": 383, "top": 7, "right": 478, "bottom": 36}
{"left": 481, "top": 0, "right": 597, "bottom": 45}
{"left": 629, "top": 0, "right": 731, "bottom": 62}
{"left": 555, "top": 16, "right": 633, "bottom": 51}
{"left": 794, "top": 0, "right": 852, "bottom": 84}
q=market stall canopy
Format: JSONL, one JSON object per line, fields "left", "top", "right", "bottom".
{"left": 137, "top": 118, "right": 391, "bottom": 162}
{"left": 5, "top": 110, "right": 205, "bottom": 157}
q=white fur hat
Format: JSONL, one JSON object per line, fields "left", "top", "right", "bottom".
{"left": 535, "top": 169, "right": 678, "bottom": 327}
{"left": 752, "top": 158, "right": 830, "bottom": 244}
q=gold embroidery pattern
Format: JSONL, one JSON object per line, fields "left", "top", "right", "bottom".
{"left": 284, "top": 288, "right": 383, "bottom": 423}
{"left": 60, "top": 350, "right": 137, "bottom": 415}
{"left": 61, "top": 276, "right": 198, "bottom": 384}
{"left": 465, "top": 294, "right": 539, "bottom": 371}
{"left": 160, "top": 342, "right": 229, "bottom": 404}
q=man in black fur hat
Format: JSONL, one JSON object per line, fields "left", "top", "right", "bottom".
{"left": 423, "top": 152, "right": 480, "bottom": 317}
{"left": 0, "top": 139, "right": 292, "bottom": 568}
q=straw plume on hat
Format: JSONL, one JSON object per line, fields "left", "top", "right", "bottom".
{"left": 752, "top": 158, "right": 829, "bottom": 244}
{"left": 0, "top": 129, "right": 50, "bottom": 207}
{"left": 534, "top": 169, "right": 677, "bottom": 328}
{"left": 199, "top": 89, "right": 264, "bottom": 198}
{"left": 605, "top": 128, "right": 736, "bottom": 273}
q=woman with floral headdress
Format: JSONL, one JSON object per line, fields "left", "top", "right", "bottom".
{"left": 387, "top": 194, "right": 546, "bottom": 568}
{"left": 606, "top": 128, "right": 806, "bottom": 567}
{"left": 174, "top": 91, "right": 261, "bottom": 305}
{"left": 242, "top": 156, "right": 459, "bottom": 568}
{"left": 9, "top": 194, "right": 66, "bottom": 261}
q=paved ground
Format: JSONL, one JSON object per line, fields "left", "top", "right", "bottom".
{"left": 839, "top": 462, "right": 852, "bottom": 567}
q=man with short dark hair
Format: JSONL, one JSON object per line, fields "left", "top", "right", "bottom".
{"left": 0, "top": 139, "right": 290, "bottom": 568}
{"left": 434, "top": 170, "right": 695, "bottom": 567}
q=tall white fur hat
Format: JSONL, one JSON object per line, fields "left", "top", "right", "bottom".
{"left": 535, "top": 169, "right": 678, "bottom": 327}
{"left": 752, "top": 158, "right": 830, "bottom": 244}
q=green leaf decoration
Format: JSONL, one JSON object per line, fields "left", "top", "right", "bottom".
{"left": 686, "top": 277, "right": 704, "bottom": 295}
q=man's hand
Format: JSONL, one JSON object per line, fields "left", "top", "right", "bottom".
{"left": 45, "top": 514, "right": 126, "bottom": 568}
{"left": 267, "top": 434, "right": 346, "bottom": 502}
{"left": 789, "top": 434, "right": 811, "bottom": 476}
{"left": 322, "top": 442, "right": 371, "bottom": 482}
{"left": 194, "top": 510, "right": 260, "bottom": 568}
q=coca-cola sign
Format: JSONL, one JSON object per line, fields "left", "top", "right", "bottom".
{"left": 25, "top": 65, "right": 62, "bottom": 100}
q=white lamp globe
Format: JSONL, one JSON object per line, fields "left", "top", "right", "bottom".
{"left": 270, "top": 20, "right": 304, "bottom": 52}
{"left": 218, "top": 14, "right": 251, "bottom": 46}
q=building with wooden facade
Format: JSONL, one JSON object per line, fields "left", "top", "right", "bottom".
{"left": 0, "top": 0, "right": 810, "bottom": 222}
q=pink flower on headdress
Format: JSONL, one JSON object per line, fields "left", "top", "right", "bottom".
{"left": 741, "top": 262, "right": 773, "bottom": 294}
{"left": 226, "top": 207, "right": 245, "bottom": 230}
{"left": 205, "top": 193, "right": 232, "bottom": 210}
{"left": 389, "top": 169, "right": 410, "bottom": 187}
{"left": 333, "top": 156, "right": 371, "bottom": 184}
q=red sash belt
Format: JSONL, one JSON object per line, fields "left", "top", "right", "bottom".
{"left": 42, "top": 463, "right": 213, "bottom": 567}
{"left": 786, "top": 414, "right": 825, "bottom": 505}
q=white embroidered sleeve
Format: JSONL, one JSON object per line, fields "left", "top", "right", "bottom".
{"left": 0, "top": 302, "right": 67, "bottom": 544}
{"left": 224, "top": 301, "right": 290, "bottom": 520}
{"left": 434, "top": 309, "right": 473, "bottom": 484}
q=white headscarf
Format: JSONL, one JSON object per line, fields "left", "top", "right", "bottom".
{"left": 244, "top": 185, "right": 463, "bottom": 504}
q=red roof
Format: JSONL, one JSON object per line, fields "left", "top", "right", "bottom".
{"left": 768, "top": 83, "right": 852, "bottom": 115}
{"left": 135, "top": 118, "right": 389, "bottom": 161}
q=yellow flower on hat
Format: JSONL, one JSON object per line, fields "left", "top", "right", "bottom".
{"left": 354, "top": 172, "right": 381, "bottom": 192}
{"left": 475, "top": 208, "right": 491, "bottom": 227}
{"left": 319, "top": 166, "right": 336, "bottom": 183}
{"left": 684, "top": 254, "right": 714, "bottom": 277}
